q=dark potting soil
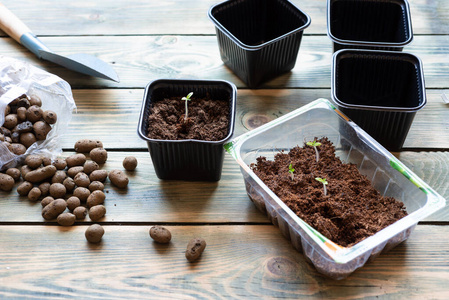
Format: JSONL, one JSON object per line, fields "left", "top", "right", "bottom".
{"left": 146, "top": 95, "right": 230, "bottom": 141}
{"left": 251, "top": 137, "right": 407, "bottom": 247}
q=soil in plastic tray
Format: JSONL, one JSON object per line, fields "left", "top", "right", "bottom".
{"left": 146, "top": 94, "right": 230, "bottom": 141}
{"left": 250, "top": 137, "right": 407, "bottom": 247}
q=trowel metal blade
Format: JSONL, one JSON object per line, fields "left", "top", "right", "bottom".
{"left": 39, "top": 50, "right": 120, "bottom": 82}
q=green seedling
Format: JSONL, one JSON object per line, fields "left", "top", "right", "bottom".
{"left": 181, "top": 92, "right": 193, "bottom": 121}
{"left": 288, "top": 163, "right": 295, "bottom": 180}
{"left": 306, "top": 140, "right": 322, "bottom": 163}
{"left": 315, "top": 177, "right": 328, "bottom": 196}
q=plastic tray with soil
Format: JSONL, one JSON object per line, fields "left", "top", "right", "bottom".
{"left": 250, "top": 137, "right": 407, "bottom": 247}
{"left": 225, "top": 99, "right": 446, "bottom": 279}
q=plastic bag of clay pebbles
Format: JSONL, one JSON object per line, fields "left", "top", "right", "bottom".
{"left": 0, "top": 56, "right": 76, "bottom": 170}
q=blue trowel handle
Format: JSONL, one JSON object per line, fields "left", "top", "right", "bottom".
{"left": 0, "top": 3, "right": 51, "bottom": 58}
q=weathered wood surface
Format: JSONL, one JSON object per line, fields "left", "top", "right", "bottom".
{"left": 0, "top": 225, "right": 448, "bottom": 299}
{"left": 0, "top": 151, "right": 448, "bottom": 223}
{"left": 0, "top": 35, "right": 447, "bottom": 89}
{"left": 0, "top": 0, "right": 447, "bottom": 35}
{"left": 64, "top": 89, "right": 449, "bottom": 150}
{"left": 1, "top": 0, "right": 448, "bottom": 296}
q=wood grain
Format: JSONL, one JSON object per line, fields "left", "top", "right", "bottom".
{"left": 0, "top": 151, "right": 447, "bottom": 223}
{"left": 0, "top": 35, "right": 447, "bottom": 89}
{"left": 62, "top": 89, "right": 449, "bottom": 150}
{"left": 0, "top": 0, "right": 447, "bottom": 35}
{"left": 0, "top": 152, "right": 266, "bottom": 223}
{"left": 0, "top": 225, "right": 447, "bottom": 299}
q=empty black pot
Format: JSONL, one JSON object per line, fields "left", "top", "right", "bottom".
{"left": 327, "top": 0, "right": 413, "bottom": 52}
{"left": 209, "top": 0, "right": 311, "bottom": 88}
{"left": 331, "top": 49, "right": 426, "bottom": 151}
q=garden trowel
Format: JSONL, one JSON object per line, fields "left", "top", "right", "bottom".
{"left": 0, "top": 3, "right": 119, "bottom": 82}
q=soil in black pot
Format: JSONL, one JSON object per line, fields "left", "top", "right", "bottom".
{"left": 250, "top": 137, "right": 407, "bottom": 247}
{"left": 146, "top": 94, "right": 230, "bottom": 141}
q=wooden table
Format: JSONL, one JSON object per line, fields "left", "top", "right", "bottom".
{"left": 1, "top": 0, "right": 448, "bottom": 298}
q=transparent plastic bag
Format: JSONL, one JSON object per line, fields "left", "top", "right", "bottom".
{"left": 0, "top": 56, "right": 76, "bottom": 170}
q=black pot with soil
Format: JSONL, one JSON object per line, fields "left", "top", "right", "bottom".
{"left": 138, "top": 79, "right": 236, "bottom": 181}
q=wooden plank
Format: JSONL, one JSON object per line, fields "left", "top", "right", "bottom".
{"left": 63, "top": 89, "right": 449, "bottom": 150}
{"left": 0, "top": 35, "right": 447, "bottom": 89}
{"left": 0, "top": 152, "right": 266, "bottom": 223}
{"left": 0, "top": 225, "right": 447, "bottom": 298}
{"left": 0, "top": 151, "right": 447, "bottom": 223}
{"left": 396, "top": 151, "right": 449, "bottom": 222}
{"left": 0, "top": 0, "right": 447, "bottom": 35}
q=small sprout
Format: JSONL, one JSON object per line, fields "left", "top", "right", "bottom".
{"left": 306, "top": 140, "right": 322, "bottom": 163}
{"left": 315, "top": 177, "right": 328, "bottom": 196}
{"left": 288, "top": 163, "right": 295, "bottom": 180}
{"left": 181, "top": 92, "right": 193, "bottom": 121}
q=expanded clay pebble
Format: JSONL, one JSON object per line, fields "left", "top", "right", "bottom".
{"left": 83, "top": 161, "right": 99, "bottom": 174}
{"left": 25, "top": 155, "right": 43, "bottom": 169}
{"left": 74, "top": 139, "right": 103, "bottom": 153}
{"left": 27, "top": 187, "right": 41, "bottom": 201}
{"left": 89, "top": 205, "right": 106, "bottom": 221}
{"left": 41, "top": 196, "right": 54, "bottom": 207}
{"left": 149, "top": 226, "right": 171, "bottom": 244}
{"left": 109, "top": 170, "right": 129, "bottom": 189}
{"left": 87, "top": 190, "right": 105, "bottom": 208}
{"left": 89, "top": 148, "right": 108, "bottom": 164}
{"left": 73, "top": 206, "right": 87, "bottom": 220}
{"left": 89, "top": 170, "right": 108, "bottom": 182}
{"left": 88, "top": 181, "right": 104, "bottom": 192}
{"left": 63, "top": 177, "right": 76, "bottom": 192}
{"left": 67, "top": 166, "right": 84, "bottom": 178}
{"left": 57, "top": 213, "right": 76, "bottom": 226}
{"left": 52, "top": 158, "right": 67, "bottom": 170}
{"left": 25, "top": 165, "right": 56, "bottom": 183}
{"left": 17, "top": 181, "right": 33, "bottom": 196}
{"left": 123, "top": 156, "right": 137, "bottom": 171}
{"left": 74, "top": 172, "right": 90, "bottom": 188}
{"left": 85, "top": 224, "right": 104, "bottom": 243}
{"left": 185, "top": 238, "right": 207, "bottom": 263}
{"left": 67, "top": 196, "right": 81, "bottom": 211}
{"left": 66, "top": 154, "right": 87, "bottom": 168}
{"left": 6, "top": 168, "right": 21, "bottom": 181}
{"left": 73, "top": 187, "right": 90, "bottom": 202}
{"left": 51, "top": 170, "right": 67, "bottom": 184}
{"left": 42, "top": 199, "right": 67, "bottom": 220}
{"left": 0, "top": 173, "right": 15, "bottom": 191}
{"left": 38, "top": 182, "right": 51, "bottom": 196}
{"left": 49, "top": 183, "right": 66, "bottom": 198}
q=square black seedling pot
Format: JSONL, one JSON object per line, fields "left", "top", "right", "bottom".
{"left": 208, "top": 0, "right": 311, "bottom": 88}
{"left": 137, "top": 79, "right": 237, "bottom": 181}
{"left": 331, "top": 49, "right": 426, "bottom": 151}
{"left": 327, "top": 0, "right": 413, "bottom": 52}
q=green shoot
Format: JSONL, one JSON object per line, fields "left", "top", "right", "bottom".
{"left": 288, "top": 163, "right": 295, "bottom": 180}
{"left": 181, "top": 92, "right": 193, "bottom": 121}
{"left": 306, "top": 140, "right": 322, "bottom": 163}
{"left": 315, "top": 177, "right": 328, "bottom": 196}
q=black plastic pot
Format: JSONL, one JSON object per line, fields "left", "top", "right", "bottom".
{"left": 331, "top": 49, "right": 426, "bottom": 151}
{"left": 327, "top": 0, "right": 413, "bottom": 52}
{"left": 137, "top": 79, "right": 237, "bottom": 181}
{"left": 208, "top": 0, "right": 311, "bottom": 88}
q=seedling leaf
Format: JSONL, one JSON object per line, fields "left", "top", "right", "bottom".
{"left": 181, "top": 92, "right": 194, "bottom": 121}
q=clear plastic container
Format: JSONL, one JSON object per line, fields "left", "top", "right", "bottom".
{"left": 225, "top": 99, "right": 446, "bottom": 279}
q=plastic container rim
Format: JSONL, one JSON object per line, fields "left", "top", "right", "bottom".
{"left": 224, "top": 99, "right": 446, "bottom": 264}
{"left": 326, "top": 0, "right": 413, "bottom": 47}
{"left": 137, "top": 78, "right": 237, "bottom": 145}
{"left": 208, "top": 0, "right": 311, "bottom": 51}
{"left": 331, "top": 49, "right": 426, "bottom": 112}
